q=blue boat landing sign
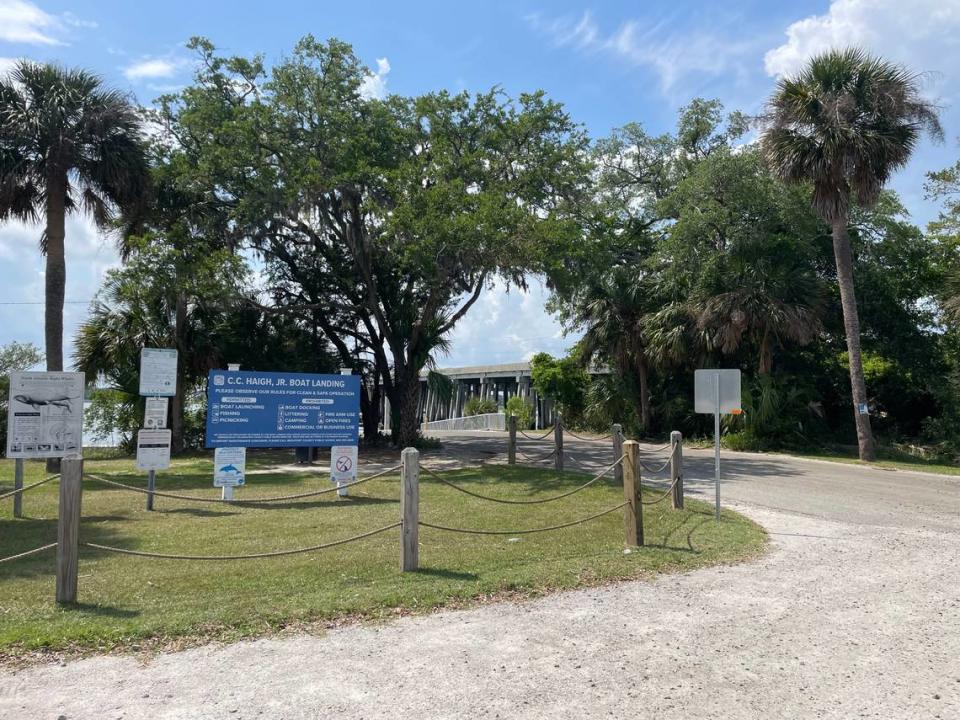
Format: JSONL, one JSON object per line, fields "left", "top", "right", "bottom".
{"left": 205, "top": 370, "right": 360, "bottom": 448}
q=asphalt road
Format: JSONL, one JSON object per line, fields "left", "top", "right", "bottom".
{"left": 428, "top": 430, "right": 960, "bottom": 531}
{"left": 2, "top": 432, "right": 958, "bottom": 719}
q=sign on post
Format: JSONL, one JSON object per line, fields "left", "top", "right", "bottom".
{"left": 139, "top": 348, "right": 178, "bottom": 397}
{"left": 694, "top": 369, "right": 742, "bottom": 521}
{"left": 5, "top": 372, "right": 85, "bottom": 458}
{"left": 214, "top": 446, "right": 246, "bottom": 487}
{"left": 330, "top": 445, "right": 358, "bottom": 497}
{"left": 205, "top": 371, "right": 361, "bottom": 448}
{"left": 136, "top": 429, "right": 172, "bottom": 470}
{"left": 144, "top": 397, "right": 169, "bottom": 429}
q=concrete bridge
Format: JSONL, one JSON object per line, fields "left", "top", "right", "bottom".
{"left": 414, "top": 361, "right": 556, "bottom": 429}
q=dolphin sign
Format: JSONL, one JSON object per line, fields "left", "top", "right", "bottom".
{"left": 218, "top": 464, "right": 242, "bottom": 474}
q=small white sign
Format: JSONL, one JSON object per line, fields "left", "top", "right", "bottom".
{"left": 214, "top": 446, "right": 246, "bottom": 487}
{"left": 139, "top": 348, "right": 178, "bottom": 397}
{"left": 136, "top": 429, "right": 171, "bottom": 470}
{"left": 858, "top": 403, "right": 869, "bottom": 415}
{"left": 694, "top": 369, "right": 742, "bottom": 415}
{"left": 144, "top": 397, "right": 169, "bottom": 429}
{"left": 331, "top": 445, "right": 358, "bottom": 496}
{"left": 5, "top": 371, "right": 85, "bottom": 459}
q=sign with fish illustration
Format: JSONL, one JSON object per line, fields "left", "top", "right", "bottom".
{"left": 214, "top": 446, "right": 246, "bottom": 487}
{"left": 5, "top": 371, "right": 85, "bottom": 459}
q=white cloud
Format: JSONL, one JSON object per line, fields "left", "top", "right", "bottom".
{"left": 0, "top": 56, "right": 20, "bottom": 77}
{"left": 0, "top": 0, "right": 95, "bottom": 46}
{"left": 765, "top": 0, "right": 960, "bottom": 81}
{"left": 359, "top": 57, "right": 391, "bottom": 100}
{"left": 0, "top": 215, "right": 118, "bottom": 366}
{"left": 526, "top": 10, "right": 758, "bottom": 92}
{"left": 123, "top": 58, "right": 178, "bottom": 81}
{"left": 443, "top": 279, "right": 580, "bottom": 367}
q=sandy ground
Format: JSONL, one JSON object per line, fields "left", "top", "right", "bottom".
{"left": 2, "top": 433, "right": 958, "bottom": 719}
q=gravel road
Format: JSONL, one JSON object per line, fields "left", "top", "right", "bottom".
{"left": 2, "top": 434, "right": 958, "bottom": 719}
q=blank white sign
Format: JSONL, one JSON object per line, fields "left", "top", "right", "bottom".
{"left": 694, "top": 369, "right": 742, "bottom": 414}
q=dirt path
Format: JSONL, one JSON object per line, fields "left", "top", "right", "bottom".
{"left": 2, "top": 435, "right": 958, "bottom": 718}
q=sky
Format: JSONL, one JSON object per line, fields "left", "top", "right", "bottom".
{"left": 1, "top": 0, "right": 959, "bottom": 371}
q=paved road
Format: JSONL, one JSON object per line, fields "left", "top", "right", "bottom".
{"left": 2, "top": 433, "right": 958, "bottom": 719}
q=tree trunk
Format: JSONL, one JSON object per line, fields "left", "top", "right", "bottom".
{"left": 45, "top": 172, "right": 67, "bottom": 473}
{"left": 44, "top": 172, "right": 67, "bottom": 373}
{"left": 170, "top": 293, "right": 187, "bottom": 453}
{"left": 831, "top": 218, "right": 876, "bottom": 461}
{"left": 637, "top": 357, "right": 652, "bottom": 434}
{"left": 359, "top": 371, "right": 382, "bottom": 442}
{"left": 758, "top": 329, "right": 773, "bottom": 375}
{"left": 394, "top": 370, "right": 422, "bottom": 448}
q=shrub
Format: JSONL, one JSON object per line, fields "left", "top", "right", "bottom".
{"left": 464, "top": 396, "right": 498, "bottom": 416}
{"left": 505, "top": 396, "right": 533, "bottom": 429}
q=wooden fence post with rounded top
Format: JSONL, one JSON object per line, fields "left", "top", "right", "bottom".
{"left": 670, "top": 430, "right": 684, "bottom": 510}
{"left": 621, "top": 440, "right": 643, "bottom": 547}
{"left": 611, "top": 424, "right": 623, "bottom": 486}
{"left": 401, "top": 448, "right": 419, "bottom": 572}
{"left": 554, "top": 415, "right": 564, "bottom": 472}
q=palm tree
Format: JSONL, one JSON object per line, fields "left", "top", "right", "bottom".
{"left": 760, "top": 47, "right": 942, "bottom": 460}
{"left": 576, "top": 275, "right": 654, "bottom": 433}
{"left": 0, "top": 61, "right": 149, "bottom": 373}
{"left": 697, "top": 236, "right": 825, "bottom": 375}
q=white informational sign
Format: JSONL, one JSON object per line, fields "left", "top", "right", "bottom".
{"left": 136, "top": 429, "right": 171, "bottom": 470}
{"left": 214, "top": 446, "right": 246, "bottom": 487}
{"left": 139, "top": 348, "right": 178, "bottom": 397}
{"left": 694, "top": 369, "right": 742, "bottom": 522}
{"left": 694, "top": 369, "right": 742, "bottom": 414}
{"left": 144, "top": 397, "right": 169, "bottom": 429}
{"left": 5, "top": 371, "right": 85, "bottom": 459}
{"left": 330, "top": 445, "right": 358, "bottom": 497}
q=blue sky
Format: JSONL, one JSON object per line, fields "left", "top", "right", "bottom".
{"left": 2, "top": 0, "right": 959, "bottom": 370}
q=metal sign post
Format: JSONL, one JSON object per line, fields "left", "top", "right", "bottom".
{"left": 694, "top": 369, "right": 741, "bottom": 522}
{"left": 714, "top": 374, "right": 721, "bottom": 521}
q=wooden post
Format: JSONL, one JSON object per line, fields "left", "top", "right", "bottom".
{"left": 508, "top": 414, "right": 517, "bottom": 465}
{"left": 554, "top": 415, "right": 564, "bottom": 472}
{"left": 670, "top": 430, "right": 684, "bottom": 510}
{"left": 146, "top": 469, "right": 156, "bottom": 511}
{"left": 56, "top": 458, "right": 83, "bottom": 604}
{"left": 611, "top": 424, "right": 623, "bottom": 487}
{"left": 13, "top": 458, "right": 24, "bottom": 518}
{"left": 401, "top": 447, "right": 419, "bottom": 572}
{"left": 622, "top": 441, "right": 643, "bottom": 547}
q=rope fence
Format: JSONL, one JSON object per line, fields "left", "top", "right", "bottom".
{"left": 564, "top": 429, "right": 613, "bottom": 442}
{"left": 0, "top": 474, "right": 59, "bottom": 501}
{"left": 6, "top": 432, "right": 689, "bottom": 602}
{"left": 639, "top": 471, "right": 684, "bottom": 506}
{"left": 83, "top": 465, "right": 402, "bottom": 505}
{"left": 0, "top": 542, "right": 58, "bottom": 565}
{"left": 81, "top": 522, "right": 401, "bottom": 561}
{"left": 515, "top": 448, "right": 557, "bottom": 462}
{"left": 638, "top": 458, "right": 672, "bottom": 474}
{"left": 419, "top": 501, "right": 628, "bottom": 536}
{"left": 420, "top": 454, "right": 623, "bottom": 505}
{"left": 518, "top": 428, "right": 554, "bottom": 441}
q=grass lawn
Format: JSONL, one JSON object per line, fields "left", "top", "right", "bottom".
{"left": 0, "top": 452, "right": 766, "bottom": 664}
